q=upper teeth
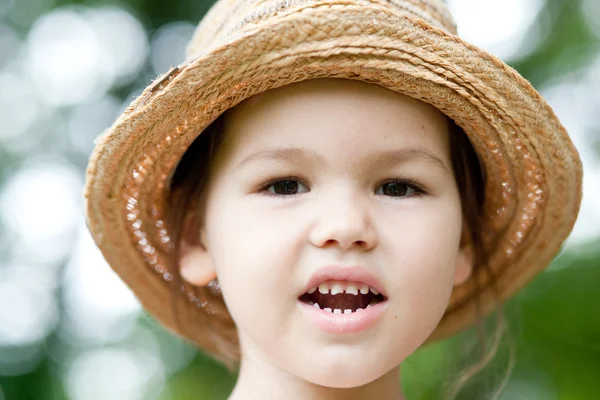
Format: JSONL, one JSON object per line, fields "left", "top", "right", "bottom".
{"left": 307, "top": 281, "right": 380, "bottom": 296}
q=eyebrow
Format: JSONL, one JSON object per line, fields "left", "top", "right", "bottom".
{"left": 236, "top": 146, "right": 450, "bottom": 175}
{"left": 368, "top": 147, "right": 451, "bottom": 175}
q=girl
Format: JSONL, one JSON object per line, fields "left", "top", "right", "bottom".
{"left": 84, "top": 0, "right": 583, "bottom": 399}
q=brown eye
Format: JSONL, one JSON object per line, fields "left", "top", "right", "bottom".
{"left": 268, "top": 180, "right": 307, "bottom": 195}
{"left": 377, "top": 181, "right": 416, "bottom": 197}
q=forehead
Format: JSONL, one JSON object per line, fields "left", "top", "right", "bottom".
{"left": 218, "top": 78, "right": 451, "bottom": 162}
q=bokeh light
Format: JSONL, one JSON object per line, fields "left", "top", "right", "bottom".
{"left": 0, "top": 71, "right": 40, "bottom": 142}
{"left": 67, "top": 95, "right": 121, "bottom": 156}
{"left": 448, "top": 0, "right": 545, "bottom": 60}
{"left": 150, "top": 21, "right": 195, "bottom": 75}
{"left": 25, "top": 6, "right": 147, "bottom": 106}
{"left": 0, "top": 272, "right": 58, "bottom": 346}
{"left": 64, "top": 345, "right": 165, "bottom": 400}
{"left": 0, "top": 159, "right": 81, "bottom": 262}
{"left": 26, "top": 8, "right": 109, "bottom": 106}
{"left": 0, "top": 267, "right": 58, "bottom": 375}
{"left": 60, "top": 224, "right": 141, "bottom": 346}
{"left": 84, "top": 7, "right": 148, "bottom": 87}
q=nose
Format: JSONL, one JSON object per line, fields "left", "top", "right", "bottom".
{"left": 309, "top": 189, "right": 378, "bottom": 251}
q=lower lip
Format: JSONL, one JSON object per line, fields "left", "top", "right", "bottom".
{"left": 297, "top": 301, "right": 387, "bottom": 334}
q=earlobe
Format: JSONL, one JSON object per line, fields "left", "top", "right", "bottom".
{"left": 180, "top": 240, "right": 217, "bottom": 286}
{"left": 454, "top": 220, "right": 474, "bottom": 286}
{"left": 179, "top": 213, "right": 217, "bottom": 287}
{"left": 454, "top": 244, "right": 474, "bottom": 286}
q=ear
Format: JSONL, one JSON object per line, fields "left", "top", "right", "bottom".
{"left": 454, "top": 218, "right": 474, "bottom": 286}
{"left": 179, "top": 212, "right": 217, "bottom": 287}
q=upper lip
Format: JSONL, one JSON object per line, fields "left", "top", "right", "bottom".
{"left": 300, "top": 265, "right": 387, "bottom": 297}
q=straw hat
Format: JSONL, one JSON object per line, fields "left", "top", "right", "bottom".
{"left": 84, "top": 0, "right": 583, "bottom": 361}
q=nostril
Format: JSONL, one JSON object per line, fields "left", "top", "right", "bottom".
{"left": 321, "top": 239, "right": 368, "bottom": 248}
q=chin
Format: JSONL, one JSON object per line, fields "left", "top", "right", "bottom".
{"left": 297, "top": 358, "right": 395, "bottom": 389}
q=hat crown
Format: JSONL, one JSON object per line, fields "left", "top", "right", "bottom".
{"left": 186, "top": 0, "right": 457, "bottom": 59}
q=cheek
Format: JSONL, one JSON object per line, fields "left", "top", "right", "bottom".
{"left": 382, "top": 202, "right": 462, "bottom": 315}
{"left": 203, "top": 196, "right": 304, "bottom": 309}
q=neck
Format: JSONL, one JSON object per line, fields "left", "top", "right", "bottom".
{"left": 227, "top": 351, "right": 406, "bottom": 400}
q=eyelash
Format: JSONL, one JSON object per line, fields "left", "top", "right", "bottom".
{"left": 257, "top": 176, "right": 428, "bottom": 198}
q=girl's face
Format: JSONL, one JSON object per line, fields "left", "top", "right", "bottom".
{"left": 182, "top": 79, "right": 473, "bottom": 389}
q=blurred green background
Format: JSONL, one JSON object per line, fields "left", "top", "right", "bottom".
{"left": 0, "top": 0, "right": 599, "bottom": 399}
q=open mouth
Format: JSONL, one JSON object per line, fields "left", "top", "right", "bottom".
{"left": 298, "top": 281, "right": 387, "bottom": 314}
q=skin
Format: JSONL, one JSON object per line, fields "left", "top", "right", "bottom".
{"left": 180, "top": 78, "right": 473, "bottom": 400}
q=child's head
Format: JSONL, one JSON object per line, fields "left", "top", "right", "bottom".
{"left": 84, "top": 0, "right": 582, "bottom": 397}
{"left": 167, "top": 78, "right": 485, "bottom": 384}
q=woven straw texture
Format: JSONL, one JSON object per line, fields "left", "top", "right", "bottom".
{"left": 84, "top": 0, "right": 583, "bottom": 363}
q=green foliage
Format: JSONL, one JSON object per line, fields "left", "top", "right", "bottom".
{"left": 511, "top": 0, "right": 600, "bottom": 87}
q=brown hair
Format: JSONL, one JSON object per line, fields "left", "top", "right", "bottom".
{"left": 166, "top": 104, "right": 514, "bottom": 398}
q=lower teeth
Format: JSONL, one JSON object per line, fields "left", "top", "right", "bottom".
{"left": 309, "top": 302, "right": 373, "bottom": 313}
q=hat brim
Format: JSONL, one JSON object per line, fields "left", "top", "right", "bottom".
{"left": 84, "top": 7, "right": 582, "bottom": 350}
